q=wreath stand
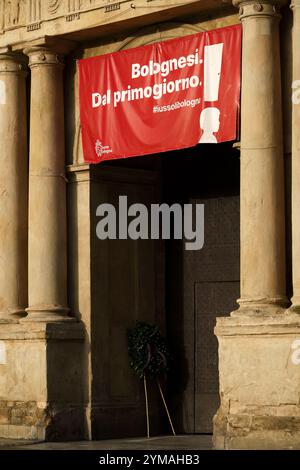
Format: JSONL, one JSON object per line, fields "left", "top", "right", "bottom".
{"left": 128, "top": 322, "right": 176, "bottom": 438}
{"left": 143, "top": 373, "right": 176, "bottom": 438}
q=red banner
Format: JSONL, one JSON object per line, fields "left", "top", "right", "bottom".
{"left": 79, "top": 24, "right": 241, "bottom": 164}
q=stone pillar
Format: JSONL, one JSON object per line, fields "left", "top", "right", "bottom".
{"left": 0, "top": 53, "right": 28, "bottom": 322}
{"left": 23, "top": 47, "right": 70, "bottom": 321}
{"left": 288, "top": 0, "right": 300, "bottom": 312}
{"left": 235, "top": 0, "right": 288, "bottom": 315}
{"left": 213, "top": 1, "right": 300, "bottom": 450}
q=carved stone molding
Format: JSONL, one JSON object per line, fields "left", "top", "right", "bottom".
{"left": 66, "top": 0, "right": 81, "bottom": 21}
{"left": 27, "top": 0, "right": 41, "bottom": 31}
{"left": 24, "top": 46, "right": 64, "bottom": 68}
{"left": 2, "top": 0, "right": 27, "bottom": 29}
{"left": 233, "top": 0, "right": 287, "bottom": 18}
{"left": 0, "top": 52, "right": 27, "bottom": 72}
{"left": 48, "top": 0, "right": 63, "bottom": 15}
{"left": 68, "top": 0, "right": 81, "bottom": 12}
{"left": 0, "top": 0, "right": 129, "bottom": 32}
{"left": 0, "top": 1, "right": 161, "bottom": 32}
{"left": 0, "top": 0, "right": 232, "bottom": 50}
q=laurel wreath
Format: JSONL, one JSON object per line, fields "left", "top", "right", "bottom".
{"left": 127, "top": 322, "right": 171, "bottom": 380}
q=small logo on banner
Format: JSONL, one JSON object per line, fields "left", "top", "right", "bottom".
{"left": 95, "top": 139, "right": 112, "bottom": 158}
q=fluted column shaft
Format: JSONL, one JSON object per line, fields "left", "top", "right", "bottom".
{"left": 289, "top": 0, "right": 300, "bottom": 312}
{"left": 0, "top": 53, "right": 28, "bottom": 322}
{"left": 234, "top": 0, "right": 288, "bottom": 314}
{"left": 24, "top": 47, "right": 69, "bottom": 321}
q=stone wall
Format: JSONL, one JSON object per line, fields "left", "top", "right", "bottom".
{"left": 0, "top": 1, "right": 235, "bottom": 50}
{"left": 0, "top": 322, "right": 85, "bottom": 440}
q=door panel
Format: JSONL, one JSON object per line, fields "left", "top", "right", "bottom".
{"left": 169, "top": 195, "right": 240, "bottom": 433}
{"left": 195, "top": 280, "right": 239, "bottom": 433}
{"left": 90, "top": 166, "right": 165, "bottom": 438}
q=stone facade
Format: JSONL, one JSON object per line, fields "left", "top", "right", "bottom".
{"left": 0, "top": 0, "right": 299, "bottom": 449}
{"left": 214, "top": 314, "right": 300, "bottom": 449}
{"left": 0, "top": 322, "right": 84, "bottom": 439}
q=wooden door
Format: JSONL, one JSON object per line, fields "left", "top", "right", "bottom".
{"left": 168, "top": 195, "right": 240, "bottom": 433}
{"left": 90, "top": 165, "right": 166, "bottom": 438}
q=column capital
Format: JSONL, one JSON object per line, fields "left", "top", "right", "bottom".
{"left": 232, "top": 0, "right": 287, "bottom": 19}
{"left": 0, "top": 53, "right": 27, "bottom": 74}
{"left": 24, "top": 46, "right": 64, "bottom": 69}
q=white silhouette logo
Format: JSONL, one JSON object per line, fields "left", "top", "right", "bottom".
{"left": 199, "top": 107, "right": 220, "bottom": 143}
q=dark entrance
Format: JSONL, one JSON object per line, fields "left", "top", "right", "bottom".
{"left": 164, "top": 143, "right": 240, "bottom": 433}
{"left": 93, "top": 142, "right": 240, "bottom": 437}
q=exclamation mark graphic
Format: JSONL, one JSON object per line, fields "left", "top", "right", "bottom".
{"left": 199, "top": 43, "right": 223, "bottom": 143}
{"left": 204, "top": 43, "right": 223, "bottom": 101}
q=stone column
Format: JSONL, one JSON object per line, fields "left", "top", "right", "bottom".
{"left": 0, "top": 53, "right": 28, "bottom": 322}
{"left": 288, "top": 0, "right": 300, "bottom": 312}
{"left": 23, "top": 47, "right": 70, "bottom": 321}
{"left": 234, "top": 0, "right": 288, "bottom": 315}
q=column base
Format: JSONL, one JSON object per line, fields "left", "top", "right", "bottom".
{"left": 0, "top": 307, "right": 27, "bottom": 323}
{"left": 0, "top": 321, "right": 85, "bottom": 440}
{"left": 21, "top": 305, "right": 72, "bottom": 323}
{"left": 233, "top": 296, "right": 289, "bottom": 316}
{"left": 214, "top": 311, "right": 300, "bottom": 449}
{"left": 286, "top": 296, "right": 300, "bottom": 314}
